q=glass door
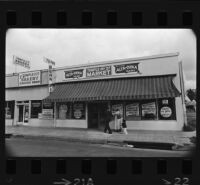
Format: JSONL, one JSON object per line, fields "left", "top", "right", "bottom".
{"left": 24, "top": 105, "right": 29, "bottom": 124}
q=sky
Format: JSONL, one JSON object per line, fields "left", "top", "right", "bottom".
{"left": 6, "top": 29, "right": 196, "bottom": 90}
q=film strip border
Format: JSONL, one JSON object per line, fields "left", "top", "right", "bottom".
{"left": 0, "top": 1, "right": 199, "bottom": 185}
{"left": 4, "top": 158, "right": 194, "bottom": 184}
{"left": 0, "top": 2, "right": 199, "bottom": 27}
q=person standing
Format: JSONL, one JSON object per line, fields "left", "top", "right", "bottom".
{"left": 122, "top": 119, "right": 128, "bottom": 135}
{"left": 104, "top": 108, "right": 113, "bottom": 134}
{"left": 114, "top": 109, "right": 122, "bottom": 132}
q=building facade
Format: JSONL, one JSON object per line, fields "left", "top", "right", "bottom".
{"left": 5, "top": 53, "right": 186, "bottom": 130}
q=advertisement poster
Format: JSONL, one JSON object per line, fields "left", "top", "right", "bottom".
{"left": 24, "top": 106, "right": 29, "bottom": 122}
{"left": 86, "top": 66, "right": 111, "bottom": 78}
{"left": 160, "top": 106, "right": 172, "bottom": 118}
{"left": 114, "top": 63, "right": 140, "bottom": 74}
{"left": 19, "top": 71, "right": 41, "bottom": 86}
{"left": 73, "top": 103, "right": 84, "bottom": 119}
{"left": 39, "top": 109, "right": 53, "bottom": 119}
{"left": 59, "top": 104, "right": 68, "bottom": 119}
{"left": 141, "top": 102, "right": 156, "bottom": 116}
{"left": 64, "top": 69, "right": 84, "bottom": 79}
{"left": 126, "top": 103, "right": 140, "bottom": 117}
{"left": 13, "top": 56, "right": 30, "bottom": 69}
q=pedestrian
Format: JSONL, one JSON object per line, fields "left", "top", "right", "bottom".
{"left": 114, "top": 109, "right": 122, "bottom": 132}
{"left": 104, "top": 107, "right": 113, "bottom": 134}
{"left": 122, "top": 119, "right": 128, "bottom": 135}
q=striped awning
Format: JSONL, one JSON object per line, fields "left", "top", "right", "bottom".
{"left": 44, "top": 75, "right": 181, "bottom": 102}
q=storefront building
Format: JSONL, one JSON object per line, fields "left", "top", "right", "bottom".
{"left": 6, "top": 53, "right": 186, "bottom": 130}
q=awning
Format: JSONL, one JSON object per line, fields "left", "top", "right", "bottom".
{"left": 44, "top": 75, "right": 181, "bottom": 102}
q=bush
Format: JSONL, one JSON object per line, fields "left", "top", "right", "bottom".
{"left": 183, "top": 121, "right": 196, "bottom": 131}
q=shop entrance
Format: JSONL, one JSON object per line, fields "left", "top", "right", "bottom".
{"left": 88, "top": 103, "right": 108, "bottom": 130}
{"left": 17, "top": 103, "right": 29, "bottom": 125}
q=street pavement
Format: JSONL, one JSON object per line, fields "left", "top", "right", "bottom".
{"left": 6, "top": 137, "right": 193, "bottom": 157}
{"left": 6, "top": 125, "right": 196, "bottom": 147}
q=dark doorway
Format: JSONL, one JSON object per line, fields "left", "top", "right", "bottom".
{"left": 18, "top": 105, "right": 23, "bottom": 122}
{"left": 88, "top": 103, "right": 108, "bottom": 130}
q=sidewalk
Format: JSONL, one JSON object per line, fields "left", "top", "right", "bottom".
{"left": 6, "top": 125, "right": 196, "bottom": 150}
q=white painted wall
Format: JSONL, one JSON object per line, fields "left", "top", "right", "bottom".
{"left": 55, "top": 120, "right": 87, "bottom": 128}
{"left": 29, "top": 119, "right": 54, "bottom": 127}
{"left": 6, "top": 119, "right": 13, "bottom": 126}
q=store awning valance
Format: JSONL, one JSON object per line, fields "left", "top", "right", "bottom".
{"left": 44, "top": 75, "right": 181, "bottom": 102}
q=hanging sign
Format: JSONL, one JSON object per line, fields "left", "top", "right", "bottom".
{"left": 64, "top": 69, "right": 84, "bottom": 79}
{"left": 43, "top": 57, "right": 55, "bottom": 66}
{"left": 13, "top": 55, "right": 30, "bottom": 69}
{"left": 86, "top": 66, "right": 111, "bottom": 78}
{"left": 19, "top": 71, "right": 41, "bottom": 86}
{"left": 114, "top": 63, "right": 140, "bottom": 74}
{"left": 160, "top": 106, "right": 172, "bottom": 118}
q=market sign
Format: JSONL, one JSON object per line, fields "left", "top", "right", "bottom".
{"left": 141, "top": 102, "right": 156, "bottom": 115}
{"left": 114, "top": 63, "right": 140, "bottom": 74}
{"left": 64, "top": 69, "right": 84, "bottom": 79}
{"left": 86, "top": 66, "right": 111, "bottom": 78}
{"left": 19, "top": 71, "right": 41, "bottom": 86}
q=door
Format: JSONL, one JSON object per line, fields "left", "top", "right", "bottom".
{"left": 88, "top": 103, "right": 98, "bottom": 128}
{"left": 88, "top": 103, "right": 108, "bottom": 129}
{"left": 24, "top": 105, "right": 29, "bottom": 124}
{"left": 18, "top": 105, "right": 24, "bottom": 122}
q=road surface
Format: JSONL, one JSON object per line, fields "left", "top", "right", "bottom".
{"left": 6, "top": 137, "right": 192, "bottom": 157}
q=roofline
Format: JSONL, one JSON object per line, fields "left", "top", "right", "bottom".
{"left": 6, "top": 52, "right": 179, "bottom": 76}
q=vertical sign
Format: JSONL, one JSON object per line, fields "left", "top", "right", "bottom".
{"left": 44, "top": 57, "right": 55, "bottom": 93}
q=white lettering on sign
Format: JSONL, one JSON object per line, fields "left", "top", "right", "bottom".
{"left": 19, "top": 71, "right": 41, "bottom": 86}
{"left": 160, "top": 106, "right": 172, "bottom": 118}
{"left": 86, "top": 66, "right": 112, "bottom": 78}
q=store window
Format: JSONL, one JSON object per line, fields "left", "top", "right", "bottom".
{"left": 72, "top": 103, "right": 85, "bottom": 119}
{"left": 158, "top": 98, "right": 176, "bottom": 120}
{"left": 141, "top": 101, "right": 157, "bottom": 120}
{"left": 56, "top": 103, "right": 72, "bottom": 119}
{"left": 125, "top": 102, "right": 141, "bottom": 120}
{"left": 5, "top": 101, "right": 15, "bottom": 119}
{"left": 31, "top": 100, "right": 42, "bottom": 118}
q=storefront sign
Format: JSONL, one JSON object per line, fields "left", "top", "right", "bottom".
{"left": 19, "top": 71, "right": 41, "bottom": 86}
{"left": 86, "top": 66, "right": 111, "bottom": 78}
{"left": 160, "top": 106, "right": 172, "bottom": 118}
{"left": 64, "top": 69, "right": 84, "bottom": 79}
{"left": 126, "top": 103, "right": 139, "bottom": 116}
{"left": 13, "top": 56, "right": 30, "bottom": 69}
{"left": 114, "top": 63, "right": 140, "bottom": 74}
{"left": 162, "top": 99, "right": 168, "bottom": 104}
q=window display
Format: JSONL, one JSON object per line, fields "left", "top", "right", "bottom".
{"left": 5, "top": 101, "right": 15, "bottom": 119}
{"left": 72, "top": 103, "right": 85, "bottom": 119}
{"left": 141, "top": 101, "right": 157, "bottom": 120}
{"left": 126, "top": 103, "right": 140, "bottom": 120}
{"left": 31, "top": 100, "right": 42, "bottom": 118}
{"left": 158, "top": 98, "right": 176, "bottom": 120}
{"left": 57, "top": 103, "right": 71, "bottom": 119}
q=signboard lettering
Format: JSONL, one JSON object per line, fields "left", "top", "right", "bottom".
{"left": 126, "top": 103, "right": 139, "bottom": 116}
{"left": 160, "top": 106, "right": 172, "bottom": 118}
{"left": 64, "top": 69, "right": 83, "bottom": 79}
{"left": 114, "top": 63, "right": 140, "bottom": 74}
{"left": 13, "top": 56, "right": 30, "bottom": 69}
{"left": 19, "top": 71, "right": 41, "bottom": 86}
{"left": 44, "top": 57, "right": 55, "bottom": 66}
{"left": 141, "top": 102, "right": 156, "bottom": 115}
{"left": 86, "top": 66, "right": 111, "bottom": 77}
